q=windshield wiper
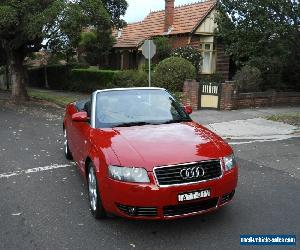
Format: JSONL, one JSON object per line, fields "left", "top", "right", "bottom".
{"left": 161, "top": 118, "right": 192, "bottom": 124}
{"left": 114, "top": 121, "right": 154, "bottom": 127}
{"left": 114, "top": 119, "right": 192, "bottom": 127}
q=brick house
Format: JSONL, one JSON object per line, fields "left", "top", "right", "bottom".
{"left": 108, "top": 0, "right": 230, "bottom": 80}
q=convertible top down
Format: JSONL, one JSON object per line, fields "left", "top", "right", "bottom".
{"left": 63, "top": 88, "right": 238, "bottom": 219}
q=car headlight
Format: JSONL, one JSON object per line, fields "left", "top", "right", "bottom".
{"left": 108, "top": 165, "right": 150, "bottom": 183}
{"left": 223, "top": 154, "right": 237, "bottom": 171}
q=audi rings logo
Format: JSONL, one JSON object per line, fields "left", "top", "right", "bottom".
{"left": 180, "top": 166, "right": 205, "bottom": 180}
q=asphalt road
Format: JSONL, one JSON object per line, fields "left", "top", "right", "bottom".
{"left": 0, "top": 99, "right": 299, "bottom": 250}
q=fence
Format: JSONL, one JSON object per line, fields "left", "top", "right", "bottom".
{"left": 183, "top": 80, "right": 300, "bottom": 110}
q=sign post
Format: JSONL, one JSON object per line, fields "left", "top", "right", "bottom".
{"left": 141, "top": 40, "right": 156, "bottom": 87}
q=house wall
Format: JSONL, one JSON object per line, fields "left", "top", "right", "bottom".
{"left": 190, "top": 35, "right": 230, "bottom": 80}
{"left": 121, "top": 50, "right": 130, "bottom": 69}
{"left": 109, "top": 49, "right": 140, "bottom": 70}
{"left": 170, "top": 35, "right": 190, "bottom": 48}
{"left": 112, "top": 34, "right": 229, "bottom": 81}
{"left": 189, "top": 35, "right": 201, "bottom": 47}
{"left": 194, "top": 9, "right": 218, "bottom": 35}
{"left": 215, "top": 42, "right": 230, "bottom": 81}
{"left": 108, "top": 51, "right": 121, "bottom": 70}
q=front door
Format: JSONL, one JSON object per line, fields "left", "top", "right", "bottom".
{"left": 72, "top": 122, "right": 91, "bottom": 172}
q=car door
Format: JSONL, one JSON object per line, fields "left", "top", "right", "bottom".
{"left": 71, "top": 100, "right": 92, "bottom": 172}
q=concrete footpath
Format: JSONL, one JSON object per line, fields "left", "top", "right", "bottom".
{"left": 191, "top": 107, "right": 300, "bottom": 145}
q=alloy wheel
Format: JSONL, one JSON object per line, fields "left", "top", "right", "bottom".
{"left": 88, "top": 167, "right": 97, "bottom": 212}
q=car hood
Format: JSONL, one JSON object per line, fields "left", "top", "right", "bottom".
{"left": 92, "top": 122, "right": 232, "bottom": 171}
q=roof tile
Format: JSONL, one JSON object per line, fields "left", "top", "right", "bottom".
{"left": 114, "top": 0, "right": 216, "bottom": 48}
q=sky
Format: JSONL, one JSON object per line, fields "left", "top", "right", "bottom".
{"left": 123, "top": 0, "right": 199, "bottom": 23}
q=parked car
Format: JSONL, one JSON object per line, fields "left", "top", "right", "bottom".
{"left": 63, "top": 87, "right": 238, "bottom": 220}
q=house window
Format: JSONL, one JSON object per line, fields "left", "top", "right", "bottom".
{"left": 200, "top": 43, "right": 216, "bottom": 74}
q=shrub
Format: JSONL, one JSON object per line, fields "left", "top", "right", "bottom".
{"left": 233, "top": 65, "right": 263, "bottom": 92}
{"left": 153, "top": 57, "right": 196, "bottom": 92}
{"left": 28, "top": 64, "right": 85, "bottom": 89}
{"left": 46, "top": 64, "right": 73, "bottom": 90}
{"left": 27, "top": 67, "right": 45, "bottom": 88}
{"left": 172, "top": 46, "right": 202, "bottom": 77}
{"left": 248, "top": 56, "right": 284, "bottom": 91}
{"left": 67, "top": 62, "right": 90, "bottom": 69}
{"left": 113, "top": 70, "right": 148, "bottom": 88}
{"left": 140, "top": 63, "right": 156, "bottom": 73}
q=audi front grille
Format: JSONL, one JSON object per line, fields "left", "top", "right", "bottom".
{"left": 154, "top": 160, "right": 222, "bottom": 186}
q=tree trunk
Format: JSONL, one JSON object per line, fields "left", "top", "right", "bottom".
{"left": 44, "top": 65, "right": 49, "bottom": 89}
{"left": 8, "top": 49, "right": 29, "bottom": 102}
{"left": 5, "top": 63, "right": 9, "bottom": 90}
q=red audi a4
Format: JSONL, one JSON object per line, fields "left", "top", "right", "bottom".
{"left": 63, "top": 88, "right": 238, "bottom": 220}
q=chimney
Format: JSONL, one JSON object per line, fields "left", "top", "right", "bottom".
{"left": 164, "top": 0, "right": 174, "bottom": 32}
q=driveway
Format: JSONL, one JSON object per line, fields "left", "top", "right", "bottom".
{"left": 0, "top": 96, "right": 299, "bottom": 250}
{"left": 191, "top": 106, "right": 300, "bottom": 125}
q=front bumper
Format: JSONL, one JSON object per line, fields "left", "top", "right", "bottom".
{"left": 100, "top": 166, "right": 238, "bottom": 220}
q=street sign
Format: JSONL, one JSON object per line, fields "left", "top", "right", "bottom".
{"left": 142, "top": 40, "right": 156, "bottom": 59}
{"left": 141, "top": 40, "right": 156, "bottom": 87}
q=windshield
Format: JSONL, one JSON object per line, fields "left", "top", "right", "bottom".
{"left": 95, "top": 89, "right": 191, "bottom": 128}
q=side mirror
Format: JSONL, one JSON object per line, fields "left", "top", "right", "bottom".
{"left": 72, "top": 111, "right": 89, "bottom": 122}
{"left": 184, "top": 105, "right": 193, "bottom": 115}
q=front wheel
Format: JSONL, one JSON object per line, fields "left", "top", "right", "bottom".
{"left": 63, "top": 128, "right": 73, "bottom": 160}
{"left": 88, "top": 163, "right": 106, "bottom": 219}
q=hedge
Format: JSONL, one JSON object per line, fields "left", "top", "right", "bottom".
{"left": 112, "top": 70, "right": 148, "bottom": 88}
{"left": 27, "top": 65, "right": 118, "bottom": 93}
{"left": 70, "top": 69, "right": 116, "bottom": 92}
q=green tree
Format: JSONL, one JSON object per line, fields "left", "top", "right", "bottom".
{"left": 78, "top": 30, "right": 115, "bottom": 67}
{"left": 153, "top": 37, "right": 172, "bottom": 61}
{"left": 78, "top": 31, "right": 98, "bottom": 65}
{"left": 0, "top": 0, "right": 127, "bottom": 101}
{"left": 281, "top": 31, "right": 300, "bottom": 90}
{"left": 101, "top": 0, "right": 128, "bottom": 28}
{"left": 75, "top": 0, "right": 128, "bottom": 67}
{"left": 217, "top": 0, "right": 300, "bottom": 90}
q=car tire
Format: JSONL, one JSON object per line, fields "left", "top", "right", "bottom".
{"left": 88, "top": 163, "right": 106, "bottom": 219}
{"left": 63, "top": 128, "right": 73, "bottom": 160}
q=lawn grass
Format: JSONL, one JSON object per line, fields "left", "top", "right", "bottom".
{"left": 27, "top": 88, "right": 89, "bottom": 107}
{"left": 266, "top": 112, "right": 300, "bottom": 126}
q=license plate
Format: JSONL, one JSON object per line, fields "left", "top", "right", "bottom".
{"left": 178, "top": 189, "right": 211, "bottom": 202}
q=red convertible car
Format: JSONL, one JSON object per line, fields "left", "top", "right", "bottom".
{"left": 63, "top": 88, "right": 238, "bottom": 220}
